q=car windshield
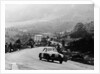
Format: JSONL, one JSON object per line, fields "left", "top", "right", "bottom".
{"left": 43, "top": 47, "right": 57, "bottom": 52}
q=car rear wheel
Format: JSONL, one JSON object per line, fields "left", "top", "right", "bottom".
{"left": 59, "top": 55, "right": 63, "bottom": 64}
{"left": 51, "top": 54, "right": 55, "bottom": 62}
{"left": 59, "top": 60, "right": 63, "bottom": 64}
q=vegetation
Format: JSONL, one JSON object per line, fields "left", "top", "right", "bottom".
{"left": 5, "top": 21, "right": 94, "bottom": 65}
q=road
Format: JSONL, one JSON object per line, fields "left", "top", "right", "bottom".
{"left": 5, "top": 47, "right": 94, "bottom": 70}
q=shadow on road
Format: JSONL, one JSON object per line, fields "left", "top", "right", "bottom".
{"left": 40, "top": 59, "right": 61, "bottom": 64}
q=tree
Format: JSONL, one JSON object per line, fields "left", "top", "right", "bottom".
{"left": 68, "top": 36, "right": 94, "bottom": 56}
{"left": 61, "top": 39, "right": 65, "bottom": 47}
{"left": 14, "top": 39, "right": 22, "bottom": 50}
{"left": 41, "top": 37, "right": 47, "bottom": 46}
{"left": 70, "top": 22, "right": 88, "bottom": 38}
{"left": 28, "top": 38, "right": 35, "bottom": 48}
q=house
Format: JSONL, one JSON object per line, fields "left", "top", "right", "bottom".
{"left": 34, "top": 35, "right": 43, "bottom": 42}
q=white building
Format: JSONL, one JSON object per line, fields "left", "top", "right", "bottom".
{"left": 34, "top": 35, "right": 43, "bottom": 42}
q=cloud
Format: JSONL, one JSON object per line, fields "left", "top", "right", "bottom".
{"left": 5, "top": 4, "right": 93, "bottom": 27}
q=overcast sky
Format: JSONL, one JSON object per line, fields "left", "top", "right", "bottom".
{"left": 5, "top": 4, "right": 94, "bottom": 27}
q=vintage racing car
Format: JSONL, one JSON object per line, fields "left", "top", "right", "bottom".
{"left": 39, "top": 47, "right": 65, "bottom": 64}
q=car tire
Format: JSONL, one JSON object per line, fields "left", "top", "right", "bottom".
{"left": 46, "top": 54, "right": 50, "bottom": 62}
{"left": 39, "top": 53, "right": 42, "bottom": 60}
{"left": 51, "top": 54, "right": 55, "bottom": 62}
{"left": 59, "top": 60, "right": 63, "bottom": 64}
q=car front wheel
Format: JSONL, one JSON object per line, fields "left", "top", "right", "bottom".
{"left": 39, "top": 57, "right": 42, "bottom": 60}
{"left": 39, "top": 53, "right": 42, "bottom": 60}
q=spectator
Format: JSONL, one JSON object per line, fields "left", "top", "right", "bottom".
{"left": 61, "top": 39, "right": 65, "bottom": 47}
{"left": 28, "top": 38, "right": 35, "bottom": 48}
{"left": 9, "top": 42, "right": 13, "bottom": 52}
{"left": 5, "top": 43, "right": 9, "bottom": 53}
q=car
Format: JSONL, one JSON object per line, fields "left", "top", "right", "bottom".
{"left": 39, "top": 47, "right": 64, "bottom": 64}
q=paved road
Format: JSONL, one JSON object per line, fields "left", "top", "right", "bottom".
{"left": 5, "top": 47, "right": 94, "bottom": 70}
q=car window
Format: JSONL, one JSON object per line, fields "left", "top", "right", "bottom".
{"left": 43, "top": 48, "right": 47, "bottom": 52}
{"left": 47, "top": 48, "right": 57, "bottom": 52}
{"left": 47, "top": 48, "right": 52, "bottom": 51}
{"left": 53, "top": 48, "right": 57, "bottom": 52}
{"left": 43, "top": 47, "right": 57, "bottom": 52}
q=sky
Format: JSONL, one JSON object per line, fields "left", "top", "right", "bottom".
{"left": 5, "top": 4, "right": 94, "bottom": 27}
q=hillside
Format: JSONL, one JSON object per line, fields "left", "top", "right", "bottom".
{"left": 70, "top": 21, "right": 94, "bottom": 38}
{"left": 6, "top": 4, "right": 93, "bottom": 33}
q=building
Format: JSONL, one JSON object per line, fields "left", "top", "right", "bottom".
{"left": 34, "top": 35, "right": 43, "bottom": 42}
{"left": 42, "top": 33, "right": 54, "bottom": 38}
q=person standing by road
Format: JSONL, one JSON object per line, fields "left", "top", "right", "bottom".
{"left": 5, "top": 43, "right": 9, "bottom": 53}
{"left": 9, "top": 42, "right": 13, "bottom": 52}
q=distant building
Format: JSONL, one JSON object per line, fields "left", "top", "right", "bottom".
{"left": 42, "top": 33, "right": 54, "bottom": 38}
{"left": 34, "top": 35, "right": 43, "bottom": 42}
